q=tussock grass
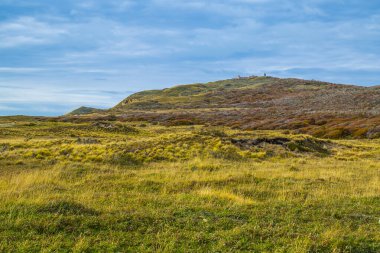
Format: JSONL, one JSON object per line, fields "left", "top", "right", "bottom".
{"left": 0, "top": 118, "right": 379, "bottom": 252}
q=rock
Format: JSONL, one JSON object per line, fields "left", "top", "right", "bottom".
{"left": 76, "top": 138, "right": 100, "bottom": 144}
{"left": 92, "top": 122, "right": 116, "bottom": 129}
{"left": 366, "top": 126, "right": 380, "bottom": 139}
{"left": 231, "top": 137, "right": 331, "bottom": 155}
{"left": 231, "top": 137, "right": 291, "bottom": 149}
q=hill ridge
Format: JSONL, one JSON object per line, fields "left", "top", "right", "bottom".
{"left": 112, "top": 76, "right": 378, "bottom": 112}
{"left": 67, "top": 76, "right": 380, "bottom": 139}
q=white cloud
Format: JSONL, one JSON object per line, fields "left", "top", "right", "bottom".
{"left": 0, "top": 17, "right": 67, "bottom": 48}
{"left": 0, "top": 84, "right": 122, "bottom": 107}
{"left": 0, "top": 67, "right": 44, "bottom": 73}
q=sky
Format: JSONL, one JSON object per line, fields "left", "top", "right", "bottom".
{"left": 0, "top": 0, "right": 380, "bottom": 116}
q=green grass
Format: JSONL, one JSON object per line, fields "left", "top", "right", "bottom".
{"left": 0, "top": 118, "right": 379, "bottom": 252}
{"left": 114, "top": 76, "right": 274, "bottom": 110}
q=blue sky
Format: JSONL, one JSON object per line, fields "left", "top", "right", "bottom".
{"left": 0, "top": 0, "right": 379, "bottom": 116}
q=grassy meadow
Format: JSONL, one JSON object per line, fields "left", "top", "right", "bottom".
{"left": 0, "top": 117, "right": 379, "bottom": 252}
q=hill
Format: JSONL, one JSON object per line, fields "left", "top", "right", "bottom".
{"left": 69, "top": 76, "right": 380, "bottom": 139}
{"left": 67, "top": 106, "right": 105, "bottom": 116}
{"left": 114, "top": 77, "right": 379, "bottom": 112}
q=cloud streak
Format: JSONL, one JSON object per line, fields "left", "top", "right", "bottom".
{"left": 0, "top": 17, "right": 67, "bottom": 48}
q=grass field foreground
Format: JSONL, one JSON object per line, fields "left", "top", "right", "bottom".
{"left": 0, "top": 118, "right": 379, "bottom": 252}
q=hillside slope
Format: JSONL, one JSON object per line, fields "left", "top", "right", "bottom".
{"left": 108, "top": 77, "right": 380, "bottom": 138}
{"left": 113, "top": 77, "right": 379, "bottom": 114}
{"left": 68, "top": 76, "right": 380, "bottom": 139}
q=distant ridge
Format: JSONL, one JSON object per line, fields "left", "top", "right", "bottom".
{"left": 67, "top": 106, "right": 104, "bottom": 116}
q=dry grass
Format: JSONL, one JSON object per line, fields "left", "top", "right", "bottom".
{"left": 0, "top": 117, "right": 379, "bottom": 252}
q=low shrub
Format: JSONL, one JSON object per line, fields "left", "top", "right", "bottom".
{"left": 210, "top": 145, "right": 244, "bottom": 160}
{"left": 111, "top": 152, "right": 142, "bottom": 166}
{"left": 324, "top": 128, "right": 351, "bottom": 139}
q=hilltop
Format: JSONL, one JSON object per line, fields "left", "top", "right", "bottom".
{"left": 69, "top": 76, "right": 380, "bottom": 139}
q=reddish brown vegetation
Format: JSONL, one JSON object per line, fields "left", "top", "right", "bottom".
{"left": 66, "top": 77, "right": 380, "bottom": 139}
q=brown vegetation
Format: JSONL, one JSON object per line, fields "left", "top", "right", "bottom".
{"left": 65, "top": 77, "right": 380, "bottom": 139}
